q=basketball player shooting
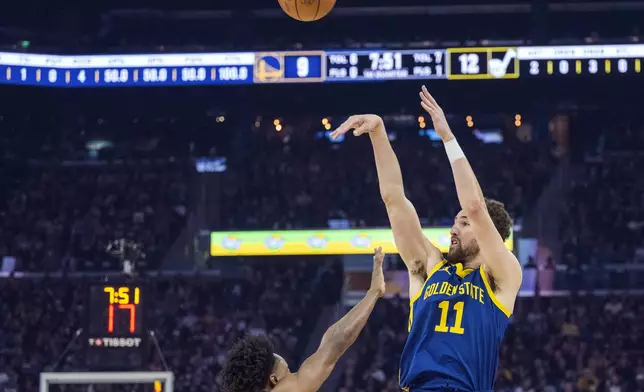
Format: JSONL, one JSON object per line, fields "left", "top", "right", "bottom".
{"left": 221, "top": 247, "right": 386, "bottom": 392}
{"left": 330, "top": 87, "right": 522, "bottom": 392}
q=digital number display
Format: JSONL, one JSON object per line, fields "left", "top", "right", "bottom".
{"left": 325, "top": 50, "right": 446, "bottom": 81}
{"left": 522, "top": 58, "right": 643, "bottom": 76}
{"left": 0, "top": 44, "right": 642, "bottom": 88}
{"left": 448, "top": 48, "right": 519, "bottom": 80}
{"left": 90, "top": 285, "right": 143, "bottom": 334}
{"left": 86, "top": 284, "right": 147, "bottom": 370}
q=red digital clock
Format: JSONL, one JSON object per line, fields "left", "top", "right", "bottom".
{"left": 85, "top": 283, "right": 147, "bottom": 369}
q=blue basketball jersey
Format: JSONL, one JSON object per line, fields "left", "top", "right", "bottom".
{"left": 399, "top": 260, "right": 511, "bottom": 392}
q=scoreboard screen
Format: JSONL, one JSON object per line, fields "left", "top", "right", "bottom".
{"left": 447, "top": 47, "right": 519, "bottom": 80}
{"left": 325, "top": 50, "right": 446, "bottom": 81}
{"left": 518, "top": 45, "right": 643, "bottom": 77}
{"left": 85, "top": 284, "right": 147, "bottom": 370}
{"left": 0, "top": 44, "right": 641, "bottom": 88}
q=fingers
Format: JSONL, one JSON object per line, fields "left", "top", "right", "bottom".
{"left": 419, "top": 85, "right": 440, "bottom": 114}
{"left": 421, "top": 85, "right": 438, "bottom": 106}
{"left": 353, "top": 124, "right": 372, "bottom": 137}
{"left": 330, "top": 115, "right": 361, "bottom": 140}
{"left": 421, "top": 101, "right": 435, "bottom": 116}
{"left": 373, "top": 246, "right": 384, "bottom": 264}
{"left": 330, "top": 116, "right": 354, "bottom": 140}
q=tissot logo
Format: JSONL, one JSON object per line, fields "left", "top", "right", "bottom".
{"left": 89, "top": 337, "right": 142, "bottom": 348}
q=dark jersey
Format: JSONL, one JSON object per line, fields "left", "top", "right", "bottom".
{"left": 399, "top": 261, "right": 511, "bottom": 392}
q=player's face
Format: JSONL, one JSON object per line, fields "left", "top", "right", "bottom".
{"left": 447, "top": 211, "right": 480, "bottom": 263}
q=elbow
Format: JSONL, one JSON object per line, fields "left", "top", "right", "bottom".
{"left": 321, "top": 327, "right": 345, "bottom": 351}
{"left": 463, "top": 199, "right": 486, "bottom": 216}
{"left": 320, "top": 328, "right": 346, "bottom": 359}
{"left": 381, "top": 187, "right": 405, "bottom": 206}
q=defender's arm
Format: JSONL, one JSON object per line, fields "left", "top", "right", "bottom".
{"left": 420, "top": 87, "right": 522, "bottom": 293}
{"left": 277, "top": 249, "right": 385, "bottom": 392}
{"left": 286, "top": 290, "right": 380, "bottom": 392}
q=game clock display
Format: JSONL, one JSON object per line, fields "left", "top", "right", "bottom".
{"left": 85, "top": 284, "right": 147, "bottom": 370}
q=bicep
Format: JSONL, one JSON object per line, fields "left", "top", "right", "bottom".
{"left": 291, "top": 347, "right": 335, "bottom": 392}
{"left": 385, "top": 197, "right": 442, "bottom": 274}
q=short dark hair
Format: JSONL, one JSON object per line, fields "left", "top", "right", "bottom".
{"left": 221, "top": 335, "right": 276, "bottom": 392}
{"left": 485, "top": 198, "right": 512, "bottom": 241}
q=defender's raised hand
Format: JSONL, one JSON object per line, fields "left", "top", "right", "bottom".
{"left": 370, "top": 247, "right": 386, "bottom": 298}
{"left": 330, "top": 114, "right": 384, "bottom": 140}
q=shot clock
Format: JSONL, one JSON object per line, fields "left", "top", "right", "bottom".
{"left": 85, "top": 283, "right": 147, "bottom": 370}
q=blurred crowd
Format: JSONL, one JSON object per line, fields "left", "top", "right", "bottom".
{"left": 216, "top": 118, "right": 554, "bottom": 230}
{"left": 1, "top": 109, "right": 556, "bottom": 271}
{"left": 339, "top": 295, "right": 644, "bottom": 392}
{"left": 0, "top": 259, "right": 343, "bottom": 391}
{"left": 560, "top": 120, "right": 644, "bottom": 265}
{"left": 0, "top": 163, "right": 189, "bottom": 272}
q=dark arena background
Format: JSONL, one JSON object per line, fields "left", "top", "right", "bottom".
{"left": 1, "top": 0, "right": 644, "bottom": 391}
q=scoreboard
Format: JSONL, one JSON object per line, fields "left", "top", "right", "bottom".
{"left": 86, "top": 284, "right": 147, "bottom": 370}
{"left": 0, "top": 44, "right": 642, "bottom": 88}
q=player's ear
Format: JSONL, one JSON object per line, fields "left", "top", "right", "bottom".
{"left": 269, "top": 374, "right": 279, "bottom": 387}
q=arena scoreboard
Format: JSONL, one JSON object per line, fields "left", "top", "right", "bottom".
{"left": 85, "top": 283, "right": 147, "bottom": 370}
{"left": 0, "top": 44, "right": 642, "bottom": 88}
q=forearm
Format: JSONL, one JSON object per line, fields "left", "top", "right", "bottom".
{"left": 368, "top": 127, "right": 405, "bottom": 203}
{"left": 451, "top": 157, "right": 485, "bottom": 210}
{"left": 320, "top": 289, "right": 380, "bottom": 359}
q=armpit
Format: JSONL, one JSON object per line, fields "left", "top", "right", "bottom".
{"left": 409, "top": 259, "right": 427, "bottom": 281}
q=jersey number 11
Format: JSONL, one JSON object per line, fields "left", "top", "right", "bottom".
{"left": 434, "top": 301, "right": 465, "bottom": 335}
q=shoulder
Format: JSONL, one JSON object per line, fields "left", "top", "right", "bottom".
{"left": 271, "top": 374, "right": 300, "bottom": 392}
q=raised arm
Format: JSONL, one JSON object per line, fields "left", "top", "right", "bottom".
{"left": 419, "top": 86, "right": 522, "bottom": 307}
{"left": 277, "top": 248, "right": 386, "bottom": 392}
{"left": 330, "top": 115, "right": 443, "bottom": 297}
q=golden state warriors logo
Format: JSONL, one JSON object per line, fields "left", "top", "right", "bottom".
{"left": 254, "top": 53, "right": 284, "bottom": 83}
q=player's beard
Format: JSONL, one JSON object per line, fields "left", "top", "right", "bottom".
{"left": 446, "top": 240, "right": 480, "bottom": 266}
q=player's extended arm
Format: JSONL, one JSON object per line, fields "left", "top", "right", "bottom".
{"left": 278, "top": 248, "right": 386, "bottom": 392}
{"left": 419, "top": 86, "right": 522, "bottom": 291}
{"left": 330, "top": 115, "right": 443, "bottom": 280}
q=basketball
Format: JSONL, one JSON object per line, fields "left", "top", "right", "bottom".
{"left": 278, "top": 0, "right": 337, "bottom": 22}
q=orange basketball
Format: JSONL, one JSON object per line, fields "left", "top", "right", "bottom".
{"left": 278, "top": 0, "right": 337, "bottom": 22}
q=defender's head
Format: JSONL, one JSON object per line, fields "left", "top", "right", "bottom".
{"left": 221, "top": 335, "right": 291, "bottom": 392}
{"left": 447, "top": 198, "right": 512, "bottom": 264}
